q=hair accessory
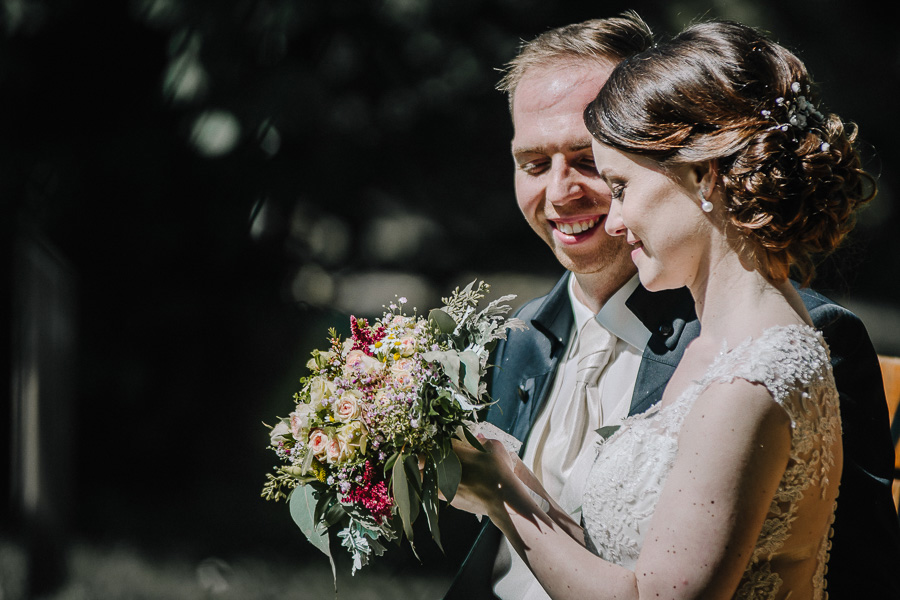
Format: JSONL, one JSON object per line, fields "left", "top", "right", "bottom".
{"left": 699, "top": 188, "right": 713, "bottom": 213}
{"left": 760, "top": 81, "right": 824, "bottom": 133}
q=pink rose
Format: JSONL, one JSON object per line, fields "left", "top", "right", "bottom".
{"left": 325, "top": 436, "right": 344, "bottom": 464}
{"left": 308, "top": 428, "right": 328, "bottom": 456}
{"left": 391, "top": 357, "right": 416, "bottom": 388}
{"left": 335, "top": 392, "right": 362, "bottom": 422}
{"left": 397, "top": 335, "right": 417, "bottom": 357}
{"left": 344, "top": 349, "right": 382, "bottom": 375}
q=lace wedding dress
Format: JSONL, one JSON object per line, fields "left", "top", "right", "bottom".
{"left": 582, "top": 325, "right": 841, "bottom": 599}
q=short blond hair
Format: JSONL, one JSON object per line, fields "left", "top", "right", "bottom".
{"left": 497, "top": 11, "right": 654, "bottom": 110}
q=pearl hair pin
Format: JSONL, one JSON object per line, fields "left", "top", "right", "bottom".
{"left": 760, "top": 81, "right": 824, "bottom": 133}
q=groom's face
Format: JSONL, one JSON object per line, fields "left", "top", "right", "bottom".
{"left": 511, "top": 62, "right": 635, "bottom": 281}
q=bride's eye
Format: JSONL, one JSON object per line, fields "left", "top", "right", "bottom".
{"left": 609, "top": 184, "right": 625, "bottom": 201}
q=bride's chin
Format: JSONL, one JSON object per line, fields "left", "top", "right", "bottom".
{"left": 638, "top": 271, "right": 680, "bottom": 293}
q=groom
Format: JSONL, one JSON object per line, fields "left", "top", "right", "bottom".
{"left": 444, "top": 13, "right": 900, "bottom": 600}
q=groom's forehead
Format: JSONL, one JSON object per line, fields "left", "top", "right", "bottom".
{"left": 510, "top": 59, "right": 615, "bottom": 116}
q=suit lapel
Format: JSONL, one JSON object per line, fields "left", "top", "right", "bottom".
{"left": 626, "top": 285, "right": 700, "bottom": 416}
{"left": 492, "top": 274, "right": 573, "bottom": 444}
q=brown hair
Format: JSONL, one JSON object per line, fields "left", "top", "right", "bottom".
{"left": 584, "top": 20, "right": 875, "bottom": 285}
{"left": 496, "top": 11, "right": 654, "bottom": 110}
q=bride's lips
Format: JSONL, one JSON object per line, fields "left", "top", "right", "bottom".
{"left": 550, "top": 215, "right": 606, "bottom": 244}
{"left": 628, "top": 237, "right": 643, "bottom": 260}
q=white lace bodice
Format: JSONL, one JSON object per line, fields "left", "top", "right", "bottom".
{"left": 582, "top": 325, "right": 841, "bottom": 599}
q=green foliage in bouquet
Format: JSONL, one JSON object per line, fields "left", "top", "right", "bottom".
{"left": 262, "top": 281, "right": 525, "bottom": 577}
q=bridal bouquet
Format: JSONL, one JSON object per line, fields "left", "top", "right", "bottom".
{"left": 262, "top": 281, "right": 525, "bottom": 576}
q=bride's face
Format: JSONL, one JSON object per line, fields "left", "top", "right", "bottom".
{"left": 592, "top": 140, "right": 712, "bottom": 292}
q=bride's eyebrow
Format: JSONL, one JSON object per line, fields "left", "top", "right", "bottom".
{"left": 595, "top": 167, "right": 616, "bottom": 183}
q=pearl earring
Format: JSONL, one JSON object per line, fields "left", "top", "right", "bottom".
{"left": 700, "top": 188, "right": 713, "bottom": 213}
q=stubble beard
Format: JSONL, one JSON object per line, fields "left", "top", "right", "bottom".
{"left": 557, "top": 237, "right": 638, "bottom": 301}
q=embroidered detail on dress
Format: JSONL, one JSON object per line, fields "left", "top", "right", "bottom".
{"left": 582, "top": 325, "right": 841, "bottom": 599}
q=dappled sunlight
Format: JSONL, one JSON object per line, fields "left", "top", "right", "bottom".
{"left": 334, "top": 271, "right": 437, "bottom": 317}
{"left": 190, "top": 110, "right": 241, "bottom": 157}
{"left": 162, "top": 30, "right": 208, "bottom": 105}
{"left": 362, "top": 213, "right": 443, "bottom": 266}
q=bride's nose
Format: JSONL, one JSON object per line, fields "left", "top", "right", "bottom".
{"left": 605, "top": 199, "right": 626, "bottom": 237}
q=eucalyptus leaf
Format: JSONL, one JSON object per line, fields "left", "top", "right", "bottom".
{"left": 421, "top": 459, "right": 442, "bottom": 552}
{"left": 458, "top": 350, "right": 482, "bottom": 397}
{"left": 423, "top": 350, "right": 461, "bottom": 387}
{"left": 432, "top": 447, "right": 461, "bottom": 503}
{"left": 323, "top": 502, "right": 347, "bottom": 527}
{"left": 428, "top": 308, "right": 457, "bottom": 335}
{"left": 289, "top": 486, "right": 336, "bottom": 584}
{"left": 404, "top": 454, "right": 423, "bottom": 493}
{"left": 313, "top": 489, "right": 334, "bottom": 525}
{"left": 461, "top": 425, "right": 486, "bottom": 452}
{"left": 384, "top": 452, "right": 399, "bottom": 477}
{"left": 392, "top": 454, "right": 415, "bottom": 540}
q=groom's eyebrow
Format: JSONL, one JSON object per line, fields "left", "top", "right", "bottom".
{"left": 512, "top": 141, "right": 594, "bottom": 156}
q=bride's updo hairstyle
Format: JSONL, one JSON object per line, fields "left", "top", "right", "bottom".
{"left": 584, "top": 20, "right": 874, "bottom": 285}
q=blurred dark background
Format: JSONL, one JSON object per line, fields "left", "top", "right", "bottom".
{"left": 1, "top": 0, "right": 897, "bottom": 598}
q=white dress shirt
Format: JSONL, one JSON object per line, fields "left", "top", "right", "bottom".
{"left": 492, "top": 274, "right": 651, "bottom": 600}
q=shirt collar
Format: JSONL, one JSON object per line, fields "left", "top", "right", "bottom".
{"left": 567, "top": 273, "right": 652, "bottom": 352}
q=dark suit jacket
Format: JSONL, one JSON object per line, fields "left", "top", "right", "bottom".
{"left": 445, "top": 273, "right": 900, "bottom": 599}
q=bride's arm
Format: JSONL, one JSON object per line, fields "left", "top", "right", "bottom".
{"left": 451, "top": 378, "right": 792, "bottom": 600}
{"left": 450, "top": 437, "right": 583, "bottom": 543}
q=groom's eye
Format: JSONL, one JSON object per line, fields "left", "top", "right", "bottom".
{"left": 518, "top": 160, "right": 549, "bottom": 175}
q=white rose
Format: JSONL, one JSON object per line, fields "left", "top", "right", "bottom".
{"left": 308, "top": 376, "right": 335, "bottom": 408}
{"left": 289, "top": 404, "right": 315, "bottom": 439}
{"left": 374, "top": 389, "right": 389, "bottom": 406}
{"left": 269, "top": 421, "right": 291, "bottom": 446}
{"left": 337, "top": 421, "right": 368, "bottom": 457}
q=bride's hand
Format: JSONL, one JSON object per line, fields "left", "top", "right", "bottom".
{"left": 449, "top": 435, "right": 519, "bottom": 518}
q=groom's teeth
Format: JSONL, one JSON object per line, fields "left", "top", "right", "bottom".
{"left": 558, "top": 218, "right": 598, "bottom": 235}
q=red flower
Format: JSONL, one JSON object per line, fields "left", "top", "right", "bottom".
{"left": 350, "top": 316, "right": 386, "bottom": 357}
{"left": 344, "top": 461, "right": 393, "bottom": 521}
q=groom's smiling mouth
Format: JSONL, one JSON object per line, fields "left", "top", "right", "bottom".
{"left": 552, "top": 216, "right": 604, "bottom": 238}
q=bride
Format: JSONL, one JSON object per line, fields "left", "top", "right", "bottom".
{"left": 450, "top": 20, "right": 873, "bottom": 600}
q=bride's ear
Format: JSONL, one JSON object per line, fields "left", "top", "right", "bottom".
{"left": 689, "top": 161, "right": 718, "bottom": 198}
